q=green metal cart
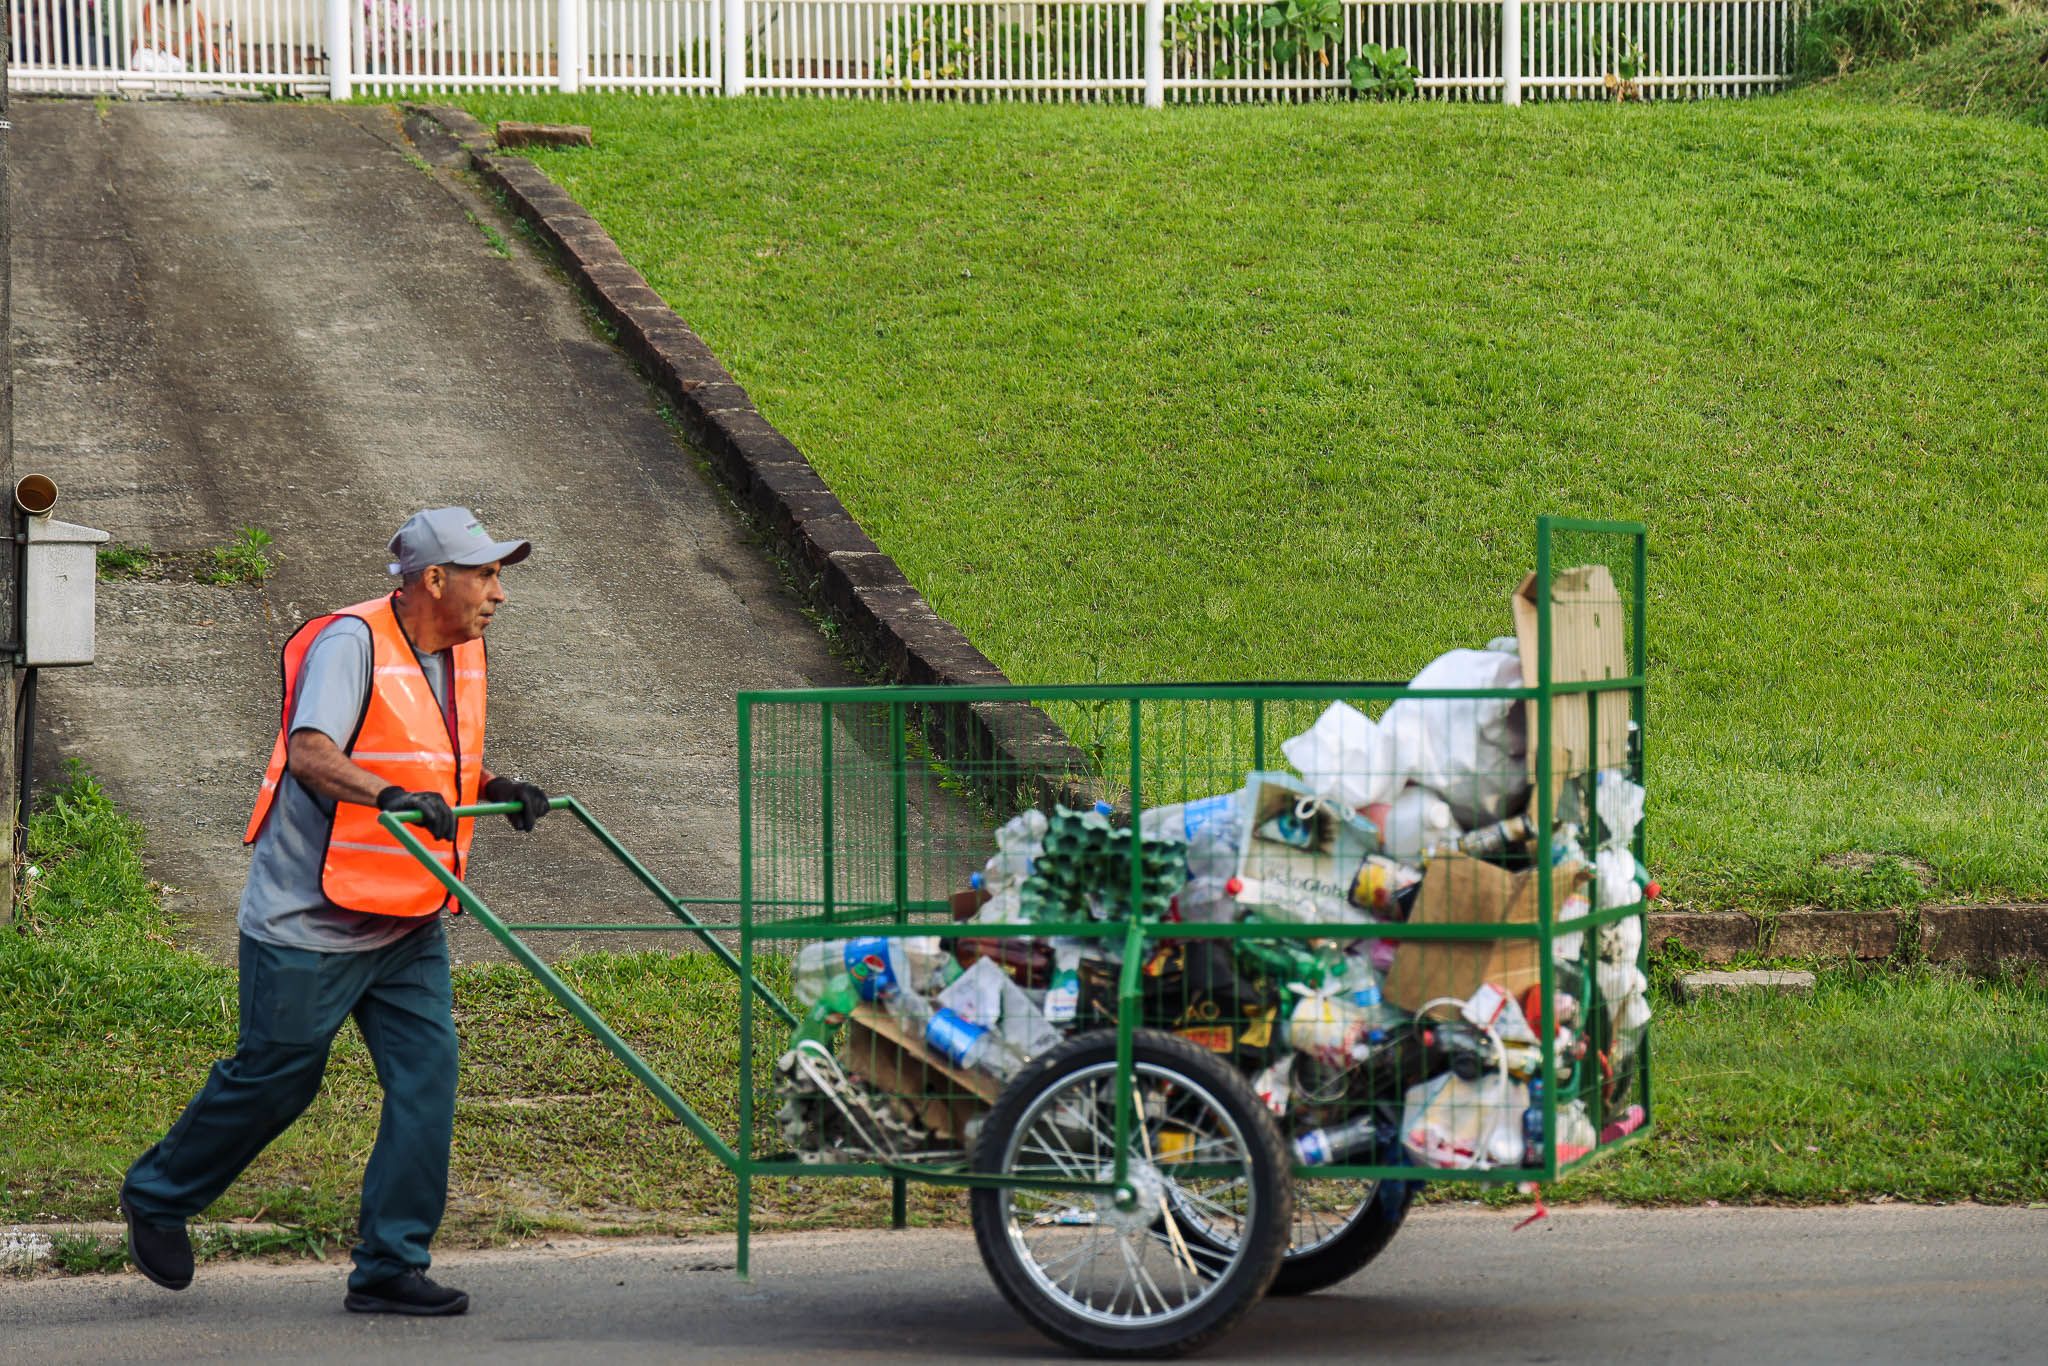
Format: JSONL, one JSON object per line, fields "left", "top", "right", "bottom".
{"left": 386, "top": 517, "right": 1654, "bottom": 1358}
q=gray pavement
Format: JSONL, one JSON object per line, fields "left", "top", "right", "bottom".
{"left": 8, "top": 100, "right": 856, "bottom": 961}
{"left": 4, "top": 1207, "right": 2045, "bottom": 1362}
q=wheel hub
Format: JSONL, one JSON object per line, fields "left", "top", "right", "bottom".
{"left": 1095, "top": 1160, "right": 1165, "bottom": 1236}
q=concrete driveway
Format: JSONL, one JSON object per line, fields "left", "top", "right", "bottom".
{"left": 4, "top": 1207, "right": 2046, "bottom": 1362}
{"left": 8, "top": 100, "right": 856, "bottom": 960}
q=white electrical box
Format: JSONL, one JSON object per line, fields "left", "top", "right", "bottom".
{"left": 25, "top": 517, "right": 111, "bottom": 666}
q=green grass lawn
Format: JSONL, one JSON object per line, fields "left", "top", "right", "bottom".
{"left": 6, "top": 772, "right": 2044, "bottom": 1272}
{"left": 451, "top": 86, "right": 2048, "bottom": 917}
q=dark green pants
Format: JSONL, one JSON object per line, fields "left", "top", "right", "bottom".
{"left": 122, "top": 924, "right": 457, "bottom": 1291}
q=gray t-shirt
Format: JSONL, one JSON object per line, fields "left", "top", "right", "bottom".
{"left": 238, "top": 616, "right": 454, "bottom": 953}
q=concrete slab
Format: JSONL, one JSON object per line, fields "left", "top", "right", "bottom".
{"left": 1676, "top": 969, "right": 1817, "bottom": 1002}
{"left": 7, "top": 101, "right": 861, "bottom": 962}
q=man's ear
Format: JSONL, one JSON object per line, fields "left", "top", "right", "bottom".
{"left": 420, "top": 564, "right": 447, "bottom": 599}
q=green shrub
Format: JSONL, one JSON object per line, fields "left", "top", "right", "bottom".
{"left": 1836, "top": 10, "right": 2048, "bottom": 122}
{"left": 1797, "top": 0, "right": 2002, "bottom": 76}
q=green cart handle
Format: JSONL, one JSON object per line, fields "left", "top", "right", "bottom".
{"left": 378, "top": 796, "right": 794, "bottom": 1173}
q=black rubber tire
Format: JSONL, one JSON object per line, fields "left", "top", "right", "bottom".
{"left": 1263, "top": 1175, "right": 1414, "bottom": 1296}
{"left": 970, "top": 1028, "right": 1294, "bottom": 1359}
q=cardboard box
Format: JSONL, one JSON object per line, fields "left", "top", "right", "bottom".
{"left": 1383, "top": 852, "right": 1590, "bottom": 1013}
{"left": 843, "top": 1004, "right": 1000, "bottom": 1142}
{"left": 1513, "top": 564, "right": 1633, "bottom": 792}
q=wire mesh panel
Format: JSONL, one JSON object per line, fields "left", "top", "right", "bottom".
{"left": 741, "top": 519, "right": 1651, "bottom": 1195}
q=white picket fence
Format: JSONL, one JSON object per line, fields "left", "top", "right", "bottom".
{"left": 6, "top": 0, "right": 1808, "bottom": 102}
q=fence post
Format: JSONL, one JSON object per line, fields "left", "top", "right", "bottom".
{"left": 723, "top": 0, "right": 746, "bottom": 95}
{"left": 327, "top": 0, "right": 353, "bottom": 101}
{"left": 558, "top": 0, "right": 583, "bottom": 92}
{"left": 1143, "top": 0, "right": 1164, "bottom": 108}
{"left": 1501, "top": 0, "right": 1521, "bottom": 106}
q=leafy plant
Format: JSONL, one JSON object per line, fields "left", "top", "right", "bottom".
{"left": 96, "top": 543, "right": 154, "bottom": 581}
{"left": 1605, "top": 40, "right": 1648, "bottom": 100}
{"left": 200, "top": 526, "right": 273, "bottom": 586}
{"left": 1261, "top": 0, "right": 1344, "bottom": 67}
{"left": 1347, "top": 43, "right": 1419, "bottom": 98}
{"left": 879, "top": 8, "right": 981, "bottom": 86}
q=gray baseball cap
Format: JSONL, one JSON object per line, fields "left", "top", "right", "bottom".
{"left": 386, "top": 507, "right": 532, "bottom": 576}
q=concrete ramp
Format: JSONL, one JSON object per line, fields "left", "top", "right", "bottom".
{"left": 9, "top": 101, "right": 856, "bottom": 960}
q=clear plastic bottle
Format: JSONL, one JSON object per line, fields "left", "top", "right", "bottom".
{"left": 1174, "top": 874, "right": 1241, "bottom": 924}
{"left": 1330, "top": 951, "right": 1403, "bottom": 1031}
{"left": 977, "top": 808, "right": 1050, "bottom": 898}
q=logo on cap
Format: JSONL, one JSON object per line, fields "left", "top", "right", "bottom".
{"left": 466, "top": 522, "right": 486, "bottom": 538}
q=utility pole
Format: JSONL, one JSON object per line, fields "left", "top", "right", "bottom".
{"left": 1, "top": 9, "right": 18, "bottom": 921}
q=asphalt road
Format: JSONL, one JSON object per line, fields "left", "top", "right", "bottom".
{"left": 5, "top": 1207, "right": 2045, "bottom": 1363}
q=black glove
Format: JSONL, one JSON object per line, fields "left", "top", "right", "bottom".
{"left": 482, "top": 775, "right": 552, "bottom": 833}
{"left": 376, "top": 786, "right": 457, "bottom": 843}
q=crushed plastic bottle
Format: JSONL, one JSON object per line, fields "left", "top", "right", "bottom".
{"left": 1174, "top": 875, "right": 1241, "bottom": 924}
{"left": 977, "top": 808, "right": 1050, "bottom": 899}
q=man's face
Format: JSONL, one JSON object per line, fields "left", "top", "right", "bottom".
{"left": 432, "top": 561, "right": 507, "bottom": 642}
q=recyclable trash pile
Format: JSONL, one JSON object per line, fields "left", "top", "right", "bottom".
{"left": 777, "top": 609, "right": 1654, "bottom": 1174}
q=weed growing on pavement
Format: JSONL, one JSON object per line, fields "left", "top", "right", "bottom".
{"left": 199, "top": 527, "right": 274, "bottom": 586}
{"left": 467, "top": 209, "right": 513, "bottom": 259}
{"left": 95, "top": 543, "right": 155, "bottom": 581}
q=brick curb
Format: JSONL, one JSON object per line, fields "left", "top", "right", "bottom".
{"left": 409, "top": 106, "right": 1097, "bottom": 807}
{"left": 1649, "top": 904, "right": 2048, "bottom": 971}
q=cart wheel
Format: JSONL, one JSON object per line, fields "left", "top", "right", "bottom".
{"left": 1171, "top": 1173, "right": 1413, "bottom": 1297}
{"left": 970, "top": 1029, "right": 1292, "bottom": 1358}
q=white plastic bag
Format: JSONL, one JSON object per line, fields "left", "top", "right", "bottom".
{"left": 1400, "top": 1071, "right": 1528, "bottom": 1170}
{"left": 1280, "top": 702, "right": 1402, "bottom": 811}
{"left": 1594, "top": 770, "right": 1647, "bottom": 851}
{"left": 1380, "top": 649, "right": 1528, "bottom": 829}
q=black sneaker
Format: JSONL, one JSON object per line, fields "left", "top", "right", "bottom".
{"left": 344, "top": 1270, "right": 470, "bottom": 1316}
{"left": 119, "top": 1198, "right": 194, "bottom": 1291}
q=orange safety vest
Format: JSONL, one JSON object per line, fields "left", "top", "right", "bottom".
{"left": 245, "top": 594, "right": 487, "bottom": 917}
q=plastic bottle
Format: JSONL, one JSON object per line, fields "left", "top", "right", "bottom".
{"left": 1184, "top": 813, "right": 1245, "bottom": 882}
{"left": 790, "top": 972, "right": 860, "bottom": 1052}
{"left": 792, "top": 940, "right": 853, "bottom": 1008}
{"left": 1139, "top": 792, "right": 1240, "bottom": 847}
{"left": 1378, "top": 788, "right": 1460, "bottom": 862}
{"left": 977, "top": 809, "right": 1050, "bottom": 898}
{"left": 1458, "top": 814, "right": 1536, "bottom": 857}
{"left": 925, "top": 1006, "right": 1026, "bottom": 1082}
{"left": 1331, "top": 952, "right": 1402, "bottom": 1031}
{"left": 1043, "top": 946, "right": 1081, "bottom": 1024}
{"left": 800, "top": 936, "right": 950, "bottom": 1006}
{"left": 1174, "top": 875, "right": 1240, "bottom": 924}
{"left": 1521, "top": 1076, "right": 1546, "bottom": 1168}
{"left": 1293, "top": 1112, "right": 1380, "bottom": 1166}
